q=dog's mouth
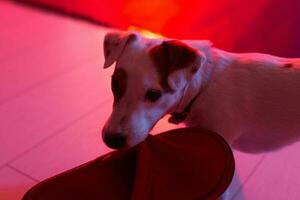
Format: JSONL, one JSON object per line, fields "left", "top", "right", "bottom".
{"left": 125, "top": 116, "right": 168, "bottom": 146}
{"left": 124, "top": 128, "right": 150, "bottom": 147}
{"left": 102, "top": 110, "right": 167, "bottom": 149}
{"left": 102, "top": 126, "right": 150, "bottom": 149}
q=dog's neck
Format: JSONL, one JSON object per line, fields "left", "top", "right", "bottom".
{"left": 169, "top": 45, "right": 217, "bottom": 124}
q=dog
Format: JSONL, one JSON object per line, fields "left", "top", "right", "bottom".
{"left": 101, "top": 30, "right": 300, "bottom": 199}
{"left": 102, "top": 30, "right": 300, "bottom": 152}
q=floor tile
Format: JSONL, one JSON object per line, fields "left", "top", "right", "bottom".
{"left": 0, "top": 166, "right": 36, "bottom": 200}
{"left": 0, "top": 1, "right": 108, "bottom": 60}
{"left": 233, "top": 143, "right": 300, "bottom": 200}
{"left": 0, "top": 60, "right": 114, "bottom": 167}
{"left": 227, "top": 151, "right": 266, "bottom": 200}
{"left": 0, "top": 1, "right": 69, "bottom": 60}
{"left": 10, "top": 101, "right": 112, "bottom": 181}
{"left": 0, "top": 20, "right": 109, "bottom": 104}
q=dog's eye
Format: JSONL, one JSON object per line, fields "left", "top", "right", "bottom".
{"left": 145, "top": 89, "right": 162, "bottom": 102}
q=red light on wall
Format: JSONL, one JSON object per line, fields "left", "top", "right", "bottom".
{"left": 123, "top": 0, "right": 179, "bottom": 33}
{"left": 21, "top": 0, "right": 300, "bottom": 57}
{"left": 128, "top": 26, "right": 164, "bottom": 39}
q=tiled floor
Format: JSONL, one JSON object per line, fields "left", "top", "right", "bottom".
{"left": 1, "top": 1, "right": 300, "bottom": 200}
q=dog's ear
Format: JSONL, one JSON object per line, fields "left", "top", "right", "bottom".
{"left": 103, "top": 31, "right": 138, "bottom": 69}
{"left": 150, "top": 40, "right": 206, "bottom": 91}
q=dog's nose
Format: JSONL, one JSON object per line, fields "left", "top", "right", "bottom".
{"left": 103, "top": 133, "right": 127, "bottom": 149}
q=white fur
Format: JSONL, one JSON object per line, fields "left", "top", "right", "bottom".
{"left": 102, "top": 31, "right": 180, "bottom": 147}
{"left": 184, "top": 45, "right": 300, "bottom": 153}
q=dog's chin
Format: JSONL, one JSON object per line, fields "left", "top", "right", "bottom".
{"left": 125, "top": 132, "right": 149, "bottom": 149}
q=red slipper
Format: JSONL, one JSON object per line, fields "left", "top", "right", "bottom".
{"left": 22, "top": 128, "right": 234, "bottom": 200}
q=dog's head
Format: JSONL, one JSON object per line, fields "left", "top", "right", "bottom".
{"left": 102, "top": 31, "right": 207, "bottom": 149}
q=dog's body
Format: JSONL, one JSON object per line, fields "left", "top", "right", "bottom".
{"left": 102, "top": 31, "right": 300, "bottom": 153}
{"left": 182, "top": 42, "right": 300, "bottom": 153}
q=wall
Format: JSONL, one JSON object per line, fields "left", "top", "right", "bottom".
{"left": 18, "top": 0, "right": 300, "bottom": 57}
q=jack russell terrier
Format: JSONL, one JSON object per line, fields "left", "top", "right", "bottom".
{"left": 101, "top": 30, "right": 300, "bottom": 154}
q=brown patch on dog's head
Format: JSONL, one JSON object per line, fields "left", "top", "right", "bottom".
{"left": 149, "top": 40, "right": 205, "bottom": 91}
{"left": 111, "top": 68, "right": 127, "bottom": 105}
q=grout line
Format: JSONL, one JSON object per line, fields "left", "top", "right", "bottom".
{"left": 0, "top": 55, "right": 98, "bottom": 106}
{"left": 5, "top": 98, "right": 112, "bottom": 166}
{"left": 6, "top": 164, "right": 39, "bottom": 182}
{"left": 231, "top": 154, "right": 267, "bottom": 200}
